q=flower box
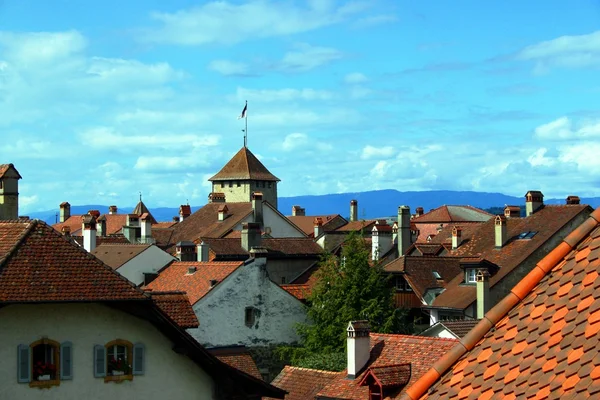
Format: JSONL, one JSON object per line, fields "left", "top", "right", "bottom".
{"left": 38, "top": 374, "right": 51, "bottom": 381}
{"left": 112, "top": 371, "right": 125, "bottom": 376}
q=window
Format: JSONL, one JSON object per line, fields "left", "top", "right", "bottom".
{"left": 17, "top": 339, "right": 72, "bottom": 388}
{"left": 465, "top": 269, "right": 477, "bottom": 283}
{"left": 220, "top": 182, "right": 224, "bottom": 188}
{"left": 245, "top": 307, "right": 257, "bottom": 327}
{"left": 518, "top": 231, "right": 537, "bottom": 240}
{"left": 281, "top": 276, "right": 286, "bottom": 284}
{"left": 95, "top": 340, "right": 145, "bottom": 382}
{"left": 394, "top": 276, "right": 412, "bottom": 292}
{"left": 228, "top": 181, "right": 233, "bottom": 188}
{"left": 433, "top": 271, "right": 442, "bottom": 280}
{"left": 236, "top": 181, "right": 241, "bottom": 187}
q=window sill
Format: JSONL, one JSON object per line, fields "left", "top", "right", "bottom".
{"left": 29, "top": 379, "right": 60, "bottom": 389}
{"left": 104, "top": 374, "right": 133, "bottom": 383}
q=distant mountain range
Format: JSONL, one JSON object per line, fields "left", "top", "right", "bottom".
{"left": 25, "top": 189, "right": 600, "bottom": 225}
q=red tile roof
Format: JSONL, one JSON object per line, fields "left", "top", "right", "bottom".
{"left": 316, "top": 334, "right": 458, "bottom": 399}
{"left": 150, "top": 291, "right": 199, "bottom": 329}
{"left": 359, "top": 364, "right": 412, "bottom": 389}
{"left": 281, "top": 284, "right": 311, "bottom": 301}
{"left": 53, "top": 213, "right": 127, "bottom": 236}
{"left": 403, "top": 207, "right": 600, "bottom": 400}
{"left": 204, "top": 237, "right": 323, "bottom": 258}
{"left": 145, "top": 260, "right": 243, "bottom": 304}
{"left": 267, "top": 366, "right": 340, "bottom": 400}
{"left": 0, "top": 220, "right": 147, "bottom": 302}
{"left": 153, "top": 221, "right": 178, "bottom": 229}
{"left": 335, "top": 220, "right": 377, "bottom": 232}
{"left": 208, "top": 346, "right": 262, "bottom": 380}
{"left": 411, "top": 205, "right": 492, "bottom": 224}
{"left": 209, "top": 147, "right": 280, "bottom": 182}
{"left": 429, "top": 204, "right": 591, "bottom": 310}
{"left": 91, "top": 243, "right": 152, "bottom": 270}
{"left": 287, "top": 215, "right": 346, "bottom": 237}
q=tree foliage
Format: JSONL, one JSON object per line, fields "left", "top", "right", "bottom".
{"left": 296, "top": 232, "right": 410, "bottom": 354}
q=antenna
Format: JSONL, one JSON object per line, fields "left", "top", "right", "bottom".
{"left": 139, "top": 191, "right": 142, "bottom": 202}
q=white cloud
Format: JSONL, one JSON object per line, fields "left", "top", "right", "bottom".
{"left": 138, "top": 1, "right": 369, "bottom": 46}
{"left": 361, "top": 145, "right": 395, "bottom": 160}
{"left": 558, "top": 143, "right": 600, "bottom": 174}
{"left": 535, "top": 116, "right": 600, "bottom": 140}
{"left": 79, "top": 127, "right": 220, "bottom": 150}
{"left": 282, "top": 133, "right": 308, "bottom": 151}
{"left": 517, "top": 30, "right": 600, "bottom": 71}
{"left": 134, "top": 156, "right": 210, "bottom": 172}
{"left": 0, "top": 31, "right": 87, "bottom": 65}
{"left": 236, "top": 87, "right": 334, "bottom": 102}
{"left": 208, "top": 60, "right": 251, "bottom": 76}
{"left": 114, "top": 109, "right": 210, "bottom": 126}
{"left": 344, "top": 72, "right": 368, "bottom": 84}
{"left": 276, "top": 43, "right": 344, "bottom": 72}
{"left": 527, "top": 148, "right": 555, "bottom": 167}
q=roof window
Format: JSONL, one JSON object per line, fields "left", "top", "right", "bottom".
{"left": 517, "top": 231, "right": 537, "bottom": 240}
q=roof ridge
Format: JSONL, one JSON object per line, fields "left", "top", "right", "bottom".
{"left": 403, "top": 207, "right": 600, "bottom": 400}
{"left": 286, "top": 366, "right": 340, "bottom": 374}
{"left": 371, "top": 333, "right": 458, "bottom": 343}
{"left": 0, "top": 219, "right": 38, "bottom": 268}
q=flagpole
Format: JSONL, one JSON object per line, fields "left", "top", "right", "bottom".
{"left": 244, "top": 100, "right": 248, "bottom": 147}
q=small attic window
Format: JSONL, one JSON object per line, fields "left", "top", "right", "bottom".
{"left": 518, "top": 231, "right": 537, "bottom": 240}
{"left": 433, "top": 271, "right": 442, "bottom": 280}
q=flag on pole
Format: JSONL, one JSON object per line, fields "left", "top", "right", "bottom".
{"left": 237, "top": 103, "right": 247, "bottom": 119}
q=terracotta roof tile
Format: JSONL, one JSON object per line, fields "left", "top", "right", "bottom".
{"left": 53, "top": 214, "right": 128, "bottom": 236}
{"left": 287, "top": 215, "right": 346, "bottom": 237}
{"left": 208, "top": 346, "right": 262, "bottom": 380}
{"left": 150, "top": 291, "right": 199, "bottom": 328}
{"left": 91, "top": 243, "right": 152, "bottom": 269}
{"left": 145, "top": 260, "right": 243, "bottom": 304}
{"left": 0, "top": 220, "right": 147, "bottom": 302}
{"left": 267, "top": 366, "right": 340, "bottom": 400}
{"left": 359, "top": 364, "right": 412, "bottom": 389}
{"left": 335, "top": 220, "right": 377, "bottom": 232}
{"left": 209, "top": 147, "right": 280, "bottom": 181}
{"left": 403, "top": 208, "right": 600, "bottom": 400}
{"left": 281, "top": 284, "right": 311, "bottom": 301}
{"left": 412, "top": 206, "right": 492, "bottom": 224}
{"left": 204, "top": 237, "right": 323, "bottom": 259}
{"left": 153, "top": 221, "right": 178, "bottom": 229}
{"left": 316, "top": 334, "right": 458, "bottom": 399}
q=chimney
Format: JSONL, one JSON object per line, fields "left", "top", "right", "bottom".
{"left": 140, "top": 213, "right": 152, "bottom": 243}
{"left": 88, "top": 210, "right": 101, "bottom": 219}
{"left": 97, "top": 215, "right": 107, "bottom": 237}
{"left": 249, "top": 246, "right": 268, "bottom": 258}
{"left": 143, "top": 272, "right": 158, "bottom": 286}
{"left": 197, "top": 241, "right": 210, "bottom": 262}
{"left": 59, "top": 202, "right": 71, "bottom": 223}
{"left": 176, "top": 241, "right": 196, "bottom": 262}
{"left": 392, "top": 222, "right": 398, "bottom": 244}
{"left": 504, "top": 205, "right": 520, "bottom": 218}
{"left": 397, "top": 206, "right": 411, "bottom": 256}
{"left": 252, "top": 192, "right": 264, "bottom": 226}
{"left": 452, "top": 226, "right": 462, "bottom": 249}
{"left": 313, "top": 217, "right": 323, "bottom": 238}
{"left": 350, "top": 199, "right": 358, "bottom": 222}
{"left": 241, "top": 222, "right": 261, "bottom": 252}
{"left": 217, "top": 205, "right": 229, "bottom": 221}
{"left": 179, "top": 204, "right": 191, "bottom": 222}
{"left": 172, "top": 216, "right": 180, "bottom": 223}
{"left": 347, "top": 321, "right": 370, "bottom": 379}
{"left": 566, "top": 195, "right": 581, "bottom": 205}
{"left": 525, "top": 190, "right": 544, "bottom": 217}
{"left": 108, "top": 205, "right": 118, "bottom": 214}
{"left": 372, "top": 225, "right": 379, "bottom": 261}
{"left": 61, "top": 226, "right": 71, "bottom": 236}
{"left": 415, "top": 207, "right": 424, "bottom": 217}
{"left": 494, "top": 215, "right": 507, "bottom": 248}
{"left": 82, "top": 215, "right": 97, "bottom": 252}
{"left": 187, "top": 266, "right": 197, "bottom": 274}
{"left": 291, "top": 205, "right": 305, "bottom": 217}
{"left": 476, "top": 269, "right": 491, "bottom": 319}
{"left": 208, "top": 192, "right": 226, "bottom": 203}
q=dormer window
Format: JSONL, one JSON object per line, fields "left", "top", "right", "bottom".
{"left": 394, "top": 276, "right": 412, "bottom": 292}
{"left": 465, "top": 269, "right": 477, "bottom": 283}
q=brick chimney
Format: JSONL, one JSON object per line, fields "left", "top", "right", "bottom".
{"left": 313, "top": 217, "right": 324, "bottom": 238}
{"left": 241, "top": 222, "right": 261, "bottom": 252}
{"left": 504, "top": 205, "right": 520, "bottom": 218}
{"left": 452, "top": 226, "right": 462, "bottom": 249}
{"left": 208, "top": 192, "right": 226, "bottom": 203}
{"left": 415, "top": 207, "right": 424, "bottom": 217}
{"left": 108, "top": 205, "right": 118, "bottom": 215}
{"left": 176, "top": 241, "right": 196, "bottom": 262}
{"left": 525, "top": 190, "right": 544, "bottom": 217}
{"left": 566, "top": 195, "right": 580, "bottom": 205}
{"left": 347, "top": 321, "right": 370, "bottom": 379}
{"left": 97, "top": 215, "right": 107, "bottom": 237}
{"left": 179, "top": 205, "right": 191, "bottom": 222}
{"left": 82, "top": 215, "right": 97, "bottom": 252}
{"left": 495, "top": 215, "right": 507, "bottom": 248}
{"left": 217, "top": 205, "right": 229, "bottom": 221}
{"left": 252, "top": 192, "right": 263, "bottom": 226}
{"left": 59, "top": 202, "right": 71, "bottom": 223}
{"left": 350, "top": 199, "right": 358, "bottom": 222}
{"left": 292, "top": 205, "right": 305, "bottom": 217}
{"left": 197, "top": 241, "right": 210, "bottom": 262}
{"left": 88, "top": 210, "right": 101, "bottom": 219}
{"left": 397, "top": 206, "right": 411, "bottom": 256}
{"left": 476, "top": 269, "right": 490, "bottom": 319}
{"left": 140, "top": 213, "right": 152, "bottom": 243}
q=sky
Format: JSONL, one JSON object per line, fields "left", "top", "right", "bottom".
{"left": 2, "top": 0, "right": 600, "bottom": 213}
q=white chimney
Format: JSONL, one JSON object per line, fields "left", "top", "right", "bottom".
{"left": 82, "top": 215, "right": 97, "bottom": 252}
{"left": 476, "top": 269, "right": 490, "bottom": 319}
{"left": 108, "top": 205, "right": 118, "bottom": 215}
{"left": 452, "top": 226, "right": 462, "bottom": 250}
{"left": 350, "top": 199, "right": 358, "bottom": 222}
{"left": 241, "top": 223, "right": 261, "bottom": 252}
{"left": 59, "top": 202, "right": 71, "bottom": 223}
{"left": 347, "top": 321, "right": 370, "bottom": 379}
{"left": 252, "top": 192, "right": 263, "bottom": 226}
{"left": 197, "top": 241, "right": 210, "bottom": 262}
{"left": 218, "top": 205, "right": 229, "bottom": 221}
{"left": 292, "top": 205, "right": 305, "bottom": 217}
{"left": 179, "top": 205, "right": 191, "bottom": 222}
{"left": 96, "top": 216, "right": 106, "bottom": 237}
{"left": 313, "top": 217, "right": 323, "bottom": 238}
{"left": 525, "top": 190, "right": 544, "bottom": 217}
{"left": 140, "top": 213, "right": 152, "bottom": 243}
{"left": 495, "top": 215, "right": 507, "bottom": 248}
{"left": 398, "top": 206, "right": 411, "bottom": 255}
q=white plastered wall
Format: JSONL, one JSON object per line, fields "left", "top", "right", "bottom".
{"left": 118, "top": 246, "right": 176, "bottom": 286}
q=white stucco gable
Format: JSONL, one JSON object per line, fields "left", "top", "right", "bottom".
{"left": 117, "top": 245, "right": 176, "bottom": 286}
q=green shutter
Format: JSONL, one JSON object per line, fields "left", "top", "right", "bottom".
{"left": 94, "top": 345, "right": 106, "bottom": 377}
{"left": 132, "top": 343, "right": 145, "bottom": 375}
{"left": 60, "top": 341, "right": 73, "bottom": 380}
{"left": 17, "top": 344, "right": 30, "bottom": 383}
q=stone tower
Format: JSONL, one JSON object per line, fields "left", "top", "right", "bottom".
{"left": 208, "top": 147, "right": 280, "bottom": 208}
{"left": 0, "top": 164, "right": 22, "bottom": 220}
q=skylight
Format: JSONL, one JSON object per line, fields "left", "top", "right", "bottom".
{"left": 433, "top": 271, "right": 442, "bottom": 279}
{"left": 517, "top": 231, "right": 538, "bottom": 240}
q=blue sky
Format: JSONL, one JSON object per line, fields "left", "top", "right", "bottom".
{"left": 2, "top": 0, "right": 600, "bottom": 213}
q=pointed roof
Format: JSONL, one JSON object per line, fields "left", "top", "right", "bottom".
{"left": 133, "top": 200, "right": 157, "bottom": 224}
{"left": 209, "top": 147, "right": 280, "bottom": 182}
{"left": 0, "top": 163, "right": 22, "bottom": 179}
